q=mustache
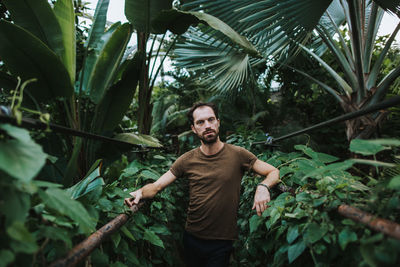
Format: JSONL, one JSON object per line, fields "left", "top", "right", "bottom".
{"left": 203, "top": 130, "right": 216, "bottom": 134}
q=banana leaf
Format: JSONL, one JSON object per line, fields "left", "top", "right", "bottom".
{"left": 124, "top": 0, "right": 172, "bottom": 33}
{"left": 54, "top": 0, "right": 76, "bottom": 83}
{"left": 0, "top": 20, "right": 73, "bottom": 100}
{"left": 87, "top": 23, "right": 132, "bottom": 104}
{"left": 3, "top": 0, "right": 64, "bottom": 57}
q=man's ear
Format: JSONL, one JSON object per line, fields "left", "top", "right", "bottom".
{"left": 191, "top": 124, "right": 196, "bottom": 133}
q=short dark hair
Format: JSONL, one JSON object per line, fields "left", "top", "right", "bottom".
{"left": 187, "top": 102, "right": 218, "bottom": 125}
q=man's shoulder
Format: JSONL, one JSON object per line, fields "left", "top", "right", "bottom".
{"left": 224, "top": 143, "right": 249, "bottom": 153}
{"left": 176, "top": 147, "right": 198, "bottom": 161}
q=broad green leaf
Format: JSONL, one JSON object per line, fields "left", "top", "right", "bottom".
{"left": 296, "top": 192, "right": 312, "bottom": 203}
{"left": 6, "top": 221, "right": 38, "bottom": 253}
{"left": 98, "top": 197, "right": 113, "bottom": 211}
{"left": 115, "top": 132, "right": 163, "bottom": 147}
{"left": 92, "top": 249, "right": 110, "bottom": 266}
{"left": 93, "top": 53, "right": 142, "bottom": 133}
{"left": 249, "top": 215, "right": 262, "bottom": 233}
{"left": 360, "top": 244, "right": 378, "bottom": 267}
{"left": 0, "top": 20, "right": 73, "bottom": 100}
{"left": 313, "top": 196, "right": 327, "bottom": 207}
{"left": 67, "top": 160, "right": 104, "bottom": 199}
{"left": 294, "top": 145, "right": 338, "bottom": 163}
{"left": 288, "top": 239, "right": 307, "bottom": 264}
{"left": 0, "top": 250, "right": 14, "bottom": 267}
{"left": 85, "top": 0, "right": 110, "bottom": 49}
{"left": 0, "top": 124, "right": 47, "bottom": 181}
{"left": 125, "top": 251, "right": 140, "bottom": 265}
{"left": 151, "top": 9, "right": 199, "bottom": 34}
{"left": 143, "top": 230, "right": 164, "bottom": 248}
{"left": 80, "top": 3, "right": 116, "bottom": 95}
{"left": 279, "top": 166, "right": 294, "bottom": 177}
{"left": 149, "top": 224, "right": 171, "bottom": 235}
{"left": 350, "top": 139, "right": 388, "bottom": 155}
{"left": 388, "top": 176, "right": 400, "bottom": 190}
{"left": 121, "top": 226, "right": 136, "bottom": 241}
{"left": 9, "top": 239, "right": 38, "bottom": 254}
{"left": 37, "top": 225, "right": 72, "bottom": 248}
{"left": 0, "top": 189, "right": 30, "bottom": 227}
{"left": 111, "top": 232, "right": 122, "bottom": 248}
{"left": 125, "top": 0, "right": 172, "bottom": 33}
{"left": 88, "top": 23, "right": 132, "bottom": 104}
{"left": 267, "top": 208, "right": 281, "bottom": 228}
{"left": 303, "top": 160, "right": 355, "bottom": 179}
{"left": 3, "top": 0, "right": 64, "bottom": 57}
{"left": 304, "top": 223, "right": 328, "bottom": 244}
{"left": 287, "top": 225, "right": 299, "bottom": 244}
{"left": 338, "top": 228, "right": 358, "bottom": 250}
{"left": 33, "top": 180, "right": 63, "bottom": 188}
{"left": 154, "top": 9, "right": 260, "bottom": 57}
{"left": 140, "top": 170, "right": 159, "bottom": 181}
{"left": 39, "top": 188, "right": 95, "bottom": 234}
{"left": 54, "top": 0, "right": 76, "bottom": 83}
{"left": 350, "top": 159, "right": 395, "bottom": 168}
{"left": 6, "top": 221, "right": 35, "bottom": 243}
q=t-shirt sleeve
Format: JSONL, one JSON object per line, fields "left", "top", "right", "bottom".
{"left": 239, "top": 147, "right": 257, "bottom": 171}
{"left": 170, "top": 152, "right": 189, "bottom": 178}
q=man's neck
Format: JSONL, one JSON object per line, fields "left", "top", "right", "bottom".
{"left": 200, "top": 139, "right": 224, "bottom": 156}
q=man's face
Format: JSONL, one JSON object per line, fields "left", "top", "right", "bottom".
{"left": 191, "top": 106, "right": 220, "bottom": 144}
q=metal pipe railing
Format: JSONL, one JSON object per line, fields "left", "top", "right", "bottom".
{"left": 0, "top": 113, "right": 162, "bottom": 150}
{"left": 254, "top": 96, "right": 400, "bottom": 144}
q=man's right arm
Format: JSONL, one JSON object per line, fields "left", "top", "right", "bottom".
{"left": 124, "top": 170, "right": 177, "bottom": 209}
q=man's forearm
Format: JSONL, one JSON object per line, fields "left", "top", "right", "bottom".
{"left": 141, "top": 183, "right": 161, "bottom": 199}
{"left": 260, "top": 169, "right": 280, "bottom": 188}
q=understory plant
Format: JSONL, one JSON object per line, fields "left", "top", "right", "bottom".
{"left": 1, "top": 122, "right": 400, "bottom": 266}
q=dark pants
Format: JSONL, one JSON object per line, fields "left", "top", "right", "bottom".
{"left": 183, "top": 231, "right": 233, "bottom": 267}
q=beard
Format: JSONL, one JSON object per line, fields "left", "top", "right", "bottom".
{"left": 198, "top": 130, "right": 219, "bottom": 144}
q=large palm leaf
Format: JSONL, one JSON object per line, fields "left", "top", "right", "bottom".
{"left": 175, "top": 0, "right": 400, "bottom": 99}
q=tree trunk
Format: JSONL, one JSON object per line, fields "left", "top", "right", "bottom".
{"left": 340, "top": 95, "right": 387, "bottom": 141}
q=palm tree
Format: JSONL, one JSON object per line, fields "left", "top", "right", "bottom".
{"left": 174, "top": 0, "right": 400, "bottom": 141}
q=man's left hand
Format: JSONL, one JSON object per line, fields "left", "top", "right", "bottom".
{"left": 252, "top": 185, "right": 270, "bottom": 216}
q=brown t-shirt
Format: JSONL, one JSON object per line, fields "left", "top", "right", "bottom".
{"left": 170, "top": 143, "right": 257, "bottom": 240}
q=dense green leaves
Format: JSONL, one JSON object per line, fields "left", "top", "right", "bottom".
{"left": 53, "top": 0, "right": 76, "bottom": 83}
{"left": 0, "top": 124, "right": 47, "bottom": 181}
{"left": 288, "top": 239, "right": 307, "bottom": 263}
{"left": 39, "top": 188, "right": 95, "bottom": 234}
{"left": 0, "top": 20, "right": 73, "bottom": 100}
{"left": 125, "top": 0, "right": 172, "bottom": 33}
{"left": 338, "top": 228, "right": 358, "bottom": 250}
{"left": 115, "top": 132, "right": 163, "bottom": 147}
{"left": 88, "top": 23, "right": 132, "bottom": 104}
{"left": 93, "top": 53, "right": 142, "bottom": 133}
{"left": 3, "top": 0, "right": 64, "bottom": 56}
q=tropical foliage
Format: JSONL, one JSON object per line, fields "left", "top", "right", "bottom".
{"left": 1, "top": 122, "right": 400, "bottom": 266}
{"left": 174, "top": 0, "right": 400, "bottom": 141}
{"left": 1, "top": 0, "right": 400, "bottom": 266}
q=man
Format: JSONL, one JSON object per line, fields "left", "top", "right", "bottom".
{"left": 125, "top": 102, "right": 280, "bottom": 267}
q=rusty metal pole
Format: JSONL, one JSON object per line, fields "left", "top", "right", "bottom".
{"left": 49, "top": 204, "right": 142, "bottom": 267}
{"left": 338, "top": 204, "right": 400, "bottom": 240}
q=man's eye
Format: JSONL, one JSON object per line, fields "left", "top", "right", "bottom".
{"left": 209, "top": 118, "right": 215, "bottom": 122}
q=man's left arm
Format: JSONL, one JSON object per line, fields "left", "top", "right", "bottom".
{"left": 252, "top": 159, "right": 280, "bottom": 216}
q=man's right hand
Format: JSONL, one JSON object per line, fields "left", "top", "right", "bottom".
{"left": 124, "top": 189, "right": 142, "bottom": 210}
